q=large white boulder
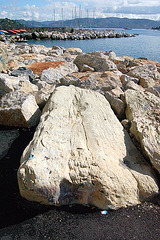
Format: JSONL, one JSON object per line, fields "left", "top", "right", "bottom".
{"left": 18, "top": 86, "right": 159, "bottom": 210}
{"left": 125, "top": 89, "right": 160, "bottom": 173}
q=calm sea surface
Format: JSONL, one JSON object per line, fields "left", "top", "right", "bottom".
{"left": 27, "top": 29, "right": 160, "bottom": 62}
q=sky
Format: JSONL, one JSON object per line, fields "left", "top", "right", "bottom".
{"left": 0, "top": 0, "right": 160, "bottom": 22}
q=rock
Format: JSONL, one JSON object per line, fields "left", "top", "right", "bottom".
{"left": 108, "top": 51, "right": 125, "bottom": 65}
{"left": 60, "top": 74, "right": 81, "bottom": 87}
{"left": 125, "top": 90, "right": 160, "bottom": 173}
{"left": 0, "top": 89, "right": 6, "bottom": 98}
{"left": 0, "top": 91, "right": 41, "bottom": 127}
{"left": 0, "top": 129, "right": 19, "bottom": 160}
{"left": 121, "top": 119, "right": 130, "bottom": 133}
{"left": 145, "top": 85, "right": 160, "bottom": 98}
{"left": 10, "top": 67, "right": 35, "bottom": 82}
{"left": 120, "top": 74, "right": 139, "bottom": 90}
{"left": 72, "top": 71, "right": 122, "bottom": 93}
{"left": 0, "top": 47, "right": 8, "bottom": 73}
{"left": 32, "top": 32, "right": 40, "bottom": 39}
{"left": 0, "top": 34, "right": 6, "bottom": 42}
{"left": 131, "top": 58, "right": 159, "bottom": 67}
{"left": 35, "top": 84, "right": 55, "bottom": 108}
{"left": 7, "top": 59, "right": 19, "bottom": 71}
{"left": 29, "top": 45, "right": 47, "bottom": 54}
{"left": 110, "top": 86, "right": 124, "bottom": 98}
{"left": 81, "top": 64, "right": 95, "bottom": 72}
{"left": 105, "top": 91, "right": 125, "bottom": 120}
{"left": 74, "top": 52, "right": 117, "bottom": 72}
{"left": 0, "top": 73, "right": 38, "bottom": 96}
{"left": 127, "top": 64, "right": 160, "bottom": 88}
{"left": 26, "top": 61, "right": 65, "bottom": 76}
{"left": 47, "top": 48, "right": 63, "bottom": 56}
{"left": 17, "top": 86, "right": 158, "bottom": 210}
{"left": 20, "top": 53, "right": 38, "bottom": 61}
{"left": 125, "top": 81, "right": 145, "bottom": 92}
{"left": 67, "top": 48, "right": 83, "bottom": 55}
{"left": 52, "top": 45, "right": 63, "bottom": 50}
{"left": 40, "top": 62, "right": 78, "bottom": 85}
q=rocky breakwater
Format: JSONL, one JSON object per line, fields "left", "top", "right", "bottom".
{"left": 0, "top": 41, "right": 160, "bottom": 210}
{"left": 0, "top": 29, "right": 136, "bottom": 42}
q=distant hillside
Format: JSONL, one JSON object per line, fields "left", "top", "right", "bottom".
{"left": 17, "top": 17, "right": 160, "bottom": 29}
{"left": 0, "top": 18, "right": 26, "bottom": 30}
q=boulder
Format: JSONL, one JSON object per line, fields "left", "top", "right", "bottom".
{"left": 26, "top": 61, "right": 78, "bottom": 78}
{"left": 120, "top": 74, "right": 139, "bottom": 90}
{"left": 81, "top": 64, "right": 95, "bottom": 72}
{"left": 108, "top": 51, "right": 125, "bottom": 65}
{"left": 35, "top": 84, "right": 55, "bottom": 108}
{"left": 40, "top": 62, "right": 78, "bottom": 85}
{"left": 10, "top": 67, "right": 35, "bottom": 82}
{"left": 60, "top": 74, "right": 81, "bottom": 87}
{"left": 47, "top": 49, "right": 63, "bottom": 56}
{"left": 0, "top": 129, "right": 19, "bottom": 160}
{"left": 32, "top": 32, "right": 40, "bottom": 39}
{"left": 127, "top": 64, "right": 160, "bottom": 88}
{"left": 7, "top": 59, "right": 19, "bottom": 71}
{"left": 125, "top": 81, "right": 145, "bottom": 92}
{"left": 0, "top": 47, "right": 8, "bottom": 73}
{"left": 29, "top": 45, "right": 48, "bottom": 54}
{"left": 0, "top": 73, "right": 38, "bottom": 96}
{"left": 110, "top": 86, "right": 124, "bottom": 98}
{"left": 67, "top": 48, "right": 83, "bottom": 55}
{"left": 19, "top": 54, "right": 38, "bottom": 61}
{"left": 18, "top": 86, "right": 158, "bottom": 210}
{"left": 125, "top": 90, "right": 160, "bottom": 173}
{"left": 74, "top": 52, "right": 117, "bottom": 72}
{"left": 105, "top": 91, "right": 125, "bottom": 120}
{"left": 0, "top": 91, "right": 41, "bottom": 127}
{"left": 72, "top": 71, "right": 122, "bottom": 93}
{"left": 145, "top": 85, "right": 160, "bottom": 98}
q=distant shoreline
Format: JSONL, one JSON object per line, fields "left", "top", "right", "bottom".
{"left": 0, "top": 29, "right": 136, "bottom": 43}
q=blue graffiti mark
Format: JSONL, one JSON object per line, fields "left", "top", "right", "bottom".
{"left": 0, "top": 56, "right": 5, "bottom": 65}
{"left": 29, "top": 153, "right": 35, "bottom": 160}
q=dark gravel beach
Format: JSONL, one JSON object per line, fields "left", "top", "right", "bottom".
{"left": 0, "top": 126, "right": 160, "bottom": 240}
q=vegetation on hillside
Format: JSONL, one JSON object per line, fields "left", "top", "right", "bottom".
{"left": 0, "top": 18, "right": 26, "bottom": 30}
{"left": 152, "top": 26, "right": 160, "bottom": 30}
{"left": 0, "top": 18, "right": 72, "bottom": 33}
{"left": 18, "top": 17, "right": 160, "bottom": 29}
{"left": 0, "top": 17, "right": 160, "bottom": 32}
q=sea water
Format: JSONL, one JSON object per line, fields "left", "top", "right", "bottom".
{"left": 27, "top": 29, "right": 160, "bottom": 62}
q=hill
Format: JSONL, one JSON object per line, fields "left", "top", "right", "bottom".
{"left": 0, "top": 18, "right": 26, "bottom": 30}
{"left": 17, "top": 17, "right": 160, "bottom": 29}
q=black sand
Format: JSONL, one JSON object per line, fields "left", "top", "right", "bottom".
{"left": 0, "top": 126, "right": 160, "bottom": 239}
